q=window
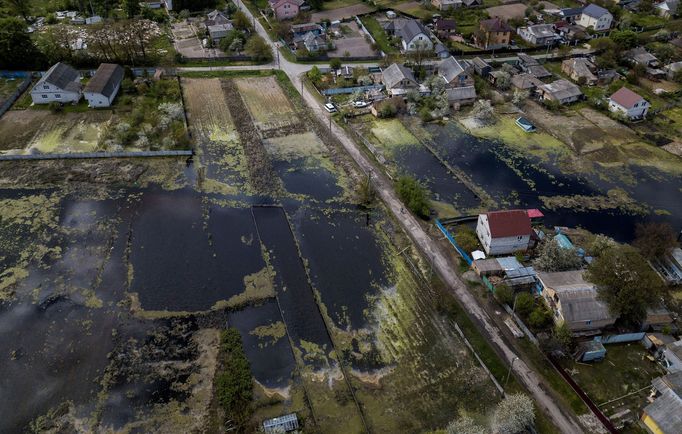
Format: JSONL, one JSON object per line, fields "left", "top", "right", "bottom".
{"left": 585, "top": 320, "right": 592, "bottom": 325}
{"left": 55, "top": 94, "right": 61, "bottom": 99}
{"left": 42, "top": 95, "right": 47, "bottom": 99}
{"left": 43, "top": 85, "right": 49, "bottom": 90}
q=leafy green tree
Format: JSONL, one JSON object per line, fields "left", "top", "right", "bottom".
{"left": 329, "top": 57, "right": 342, "bottom": 71}
{"left": 245, "top": 35, "right": 272, "bottom": 62}
{"left": 219, "top": 29, "right": 246, "bottom": 53}
{"left": 533, "top": 237, "right": 583, "bottom": 272}
{"left": 396, "top": 176, "right": 430, "bottom": 218}
{"left": 122, "top": 0, "right": 140, "bottom": 18}
{"left": 216, "top": 328, "right": 253, "bottom": 427}
{"left": 495, "top": 284, "right": 514, "bottom": 306}
{"left": 307, "top": 65, "right": 322, "bottom": 82}
{"left": 587, "top": 245, "right": 664, "bottom": 326}
{"left": 554, "top": 321, "right": 574, "bottom": 352}
{"left": 513, "top": 292, "right": 534, "bottom": 318}
{"left": 610, "top": 30, "right": 639, "bottom": 49}
{"left": 633, "top": 222, "right": 678, "bottom": 259}
{"left": 528, "top": 306, "right": 552, "bottom": 329}
{"left": 0, "top": 18, "right": 44, "bottom": 69}
{"left": 5, "top": 0, "right": 30, "bottom": 22}
{"left": 232, "top": 10, "right": 252, "bottom": 31}
{"left": 455, "top": 226, "right": 480, "bottom": 254}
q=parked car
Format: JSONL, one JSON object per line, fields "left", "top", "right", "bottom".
{"left": 324, "top": 102, "right": 337, "bottom": 113}
{"left": 352, "top": 100, "right": 370, "bottom": 108}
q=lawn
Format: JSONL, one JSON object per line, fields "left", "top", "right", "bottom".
{"left": 0, "top": 78, "right": 25, "bottom": 102}
{"left": 560, "top": 343, "right": 666, "bottom": 418}
{"left": 360, "top": 16, "right": 396, "bottom": 54}
{"left": 322, "top": 0, "right": 363, "bottom": 9}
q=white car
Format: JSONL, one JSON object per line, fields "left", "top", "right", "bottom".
{"left": 352, "top": 101, "right": 370, "bottom": 108}
{"left": 324, "top": 103, "right": 337, "bottom": 113}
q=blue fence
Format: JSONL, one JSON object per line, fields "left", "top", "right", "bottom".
{"left": 595, "top": 333, "right": 646, "bottom": 345}
{"left": 435, "top": 219, "right": 473, "bottom": 265}
{"left": 0, "top": 70, "right": 30, "bottom": 79}
{"left": 321, "top": 84, "right": 384, "bottom": 96}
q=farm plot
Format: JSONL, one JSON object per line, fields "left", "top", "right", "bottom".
{"left": 182, "top": 77, "right": 247, "bottom": 191}
{"left": 0, "top": 110, "right": 112, "bottom": 153}
{"left": 234, "top": 76, "right": 299, "bottom": 132}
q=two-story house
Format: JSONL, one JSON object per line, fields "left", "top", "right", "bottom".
{"left": 30, "top": 62, "right": 82, "bottom": 105}
{"left": 438, "top": 56, "right": 474, "bottom": 87}
{"left": 381, "top": 63, "right": 418, "bottom": 95}
{"left": 269, "top": 0, "right": 304, "bottom": 20}
{"left": 475, "top": 210, "right": 532, "bottom": 255}
{"left": 385, "top": 18, "right": 433, "bottom": 52}
{"left": 476, "top": 18, "right": 512, "bottom": 49}
{"left": 608, "top": 86, "right": 650, "bottom": 120}
{"left": 577, "top": 4, "right": 613, "bottom": 32}
{"left": 517, "top": 24, "right": 559, "bottom": 46}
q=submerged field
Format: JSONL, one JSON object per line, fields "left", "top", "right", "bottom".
{"left": 0, "top": 74, "right": 502, "bottom": 432}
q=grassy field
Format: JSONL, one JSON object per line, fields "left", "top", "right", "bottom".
{"left": 360, "top": 16, "right": 396, "bottom": 54}
{"left": 234, "top": 76, "right": 297, "bottom": 131}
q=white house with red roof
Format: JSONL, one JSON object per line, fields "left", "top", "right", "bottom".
{"left": 269, "top": 0, "right": 304, "bottom": 20}
{"left": 476, "top": 210, "right": 533, "bottom": 255}
{"left": 608, "top": 86, "right": 649, "bottom": 120}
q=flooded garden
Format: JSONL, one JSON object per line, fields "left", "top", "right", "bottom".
{"left": 0, "top": 73, "right": 502, "bottom": 432}
{"left": 352, "top": 111, "right": 682, "bottom": 242}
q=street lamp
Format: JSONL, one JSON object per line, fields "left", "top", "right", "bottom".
{"left": 505, "top": 356, "right": 519, "bottom": 388}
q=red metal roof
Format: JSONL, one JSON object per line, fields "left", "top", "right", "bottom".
{"left": 486, "top": 210, "right": 532, "bottom": 238}
{"left": 609, "top": 87, "right": 644, "bottom": 109}
{"left": 527, "top": 209, "right": 544, "bottom": 218}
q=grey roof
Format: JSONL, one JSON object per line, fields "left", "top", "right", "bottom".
{"left": 665, "top": 61, "right": 682, "bottom": 73}
{"left": 643, "top": 389, "right": 682, "bottom": 433}
{"left": 84, "top": 63, "right": 124, "bottom": 97}
{"left": 439, "top": 56, "right": 467, "bottom": 83}
{"left": 528, "top": 65, "right": 552, "bottom": 78}
{"left": 471, "top": 57, "right": 490, "bottom": 69}
{"left": 474, "top": 258, "right": 504, "bottom": 273}
{"left": 382, "top": 63, "right": 416, "bottom": 89}
{"left": 557, "top": 287, "right": 612, "bottom": 323}
{"left": 263, "top": 413, "right": 299, "bottom": 433}
{"left": 446, "top": 86, "right": 476, "bottom": 101}
{"left": 497, "top": 256, "right": 523, "bottom": 271}
{"left": 524, "top": 24, "right": 557, "bottom": 39}
{"left": 582, "top": 3, "right": 610, "bottom": 18}
{"left": 512, "top": 73, "right": 542, "bottom": 89}
{"left": 559, "top": 7, "right": 584, "bottom": 17}
{"left": 390, "top": 18, "right": 429, "bottom": 43}
{"left": 518, "top": 53, "right": 539, "bottom": 66}
{"left": 537, "top": 269, "right": 589, "bottom": 290}
{"left": 37, "top": 62, "right": 81, "bottom": 93}
{"left": 563, "top": 57, "right": 596, "bottom": 79}
{"left": 625, "top": 47, "right": 658, "bottom": 65}
{"left": 654, "top": 371, "right": 682, "bottom": 396}
{"left": 539, "top": 79, "right": 583, "bottom": 100}
{"left": 208, "top": 23, "right": 233, "bottom": 36}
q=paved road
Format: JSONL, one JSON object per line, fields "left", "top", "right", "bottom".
{"left": 221, "top": 2, "right": 587, "bottom": 432}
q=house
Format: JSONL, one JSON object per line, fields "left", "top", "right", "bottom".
{"left": 656, "top": 0, "right": 679, "bottom": 18}
{"left": 144, "top": 0, "right": 165, "bottom": 8}
{"left": 71, "top": 16, "right": 85, "bottom": 25}
{"left": 208, "top": 23, "right": 234, "bottom": 41}
{"left": 511, "top": 73, "right": 543, "bottom": 90}
{"left": 384, "top": 19, "right": 433, "bottom": 52}
{"left": 643, "top": 306, "right": 675, "bottom": 331}
{"left": 652, "top": 247, "right": 682, "bottom": 285}
{"left": 476, "top": 210, "right": 532, "bottom": 255}
{"left": 83, "top": 63, "right": 124, "bottom": 108}
{"left": 577, "top": 4, "right": 613, "bottom": 31}
{"left": 471, "top": 57, "right": 492, "bottom": 77}
{"left": 438, "top": 56, "right": 474, "bottom": 87}
{"left": 291, "top": 23, "right": 323, "bottom": 37}
{"left": 664, "top": 61, "right": 682, "bottom": 80}
{"left": 476, "top": 18, "right": 512, "bottom": 49}
{"left": 608, "top": 86, "right": 649, "bottom": 120}
{"left": 562, "top": 57, "right": 597, "bottom": 85}
{"left": 431, "top": 0, "right": 462, "bottom": 10}
{"left": 269, "top": 0, "right": 304, "bottom": 20}
{"left": 641, "top": 372, "right": 682, "bottom": 434}
{"left": 205, "top": 10, "right": 230, "bottom": 27}
{"left": 537, "top": 79, "right": 583, "bottom": 104}
{"left": 446, "top": 86, "right": 476, "bottom": 107}
{"left": 624, "top": 47, "right": 660, "bottom": 67}
{"left": 301, "top": 32, "right": 328, "bottom": 52}
{"left": 516, "top": 53, "right": 552, "bottom": 79}
{"left": 30, "top": 62, "right": 82, "bottom": 105}
{"left": 537, "top": 270, "right": 616, "bottom": 335}
{"left": 434, "top": 18, "right": 457, "bottom": 39}
{"left": 661, "top": 339, "right": 682, "bottom": 373}
{"left": 556, "top": 7, "right": 583, "bottom": 23}
{"left": 381, "top": 63, "right": 418, "bottom": 95}
{"left": 517, "top": 24, "right": 559, "bottom": 46}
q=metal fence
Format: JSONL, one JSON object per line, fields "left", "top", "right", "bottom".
{"left": 0, "top": 76, "right": 32, "bottom": 118}
{"left": 321, "top": 84, "right": 384, "bottom": 95}
{"left": 435, "top": 219, "right": 473, "bottom": 265}
{"left": 0, "top": 150, "right": 193, "bottom": 161}
{"left": 595, "top": 332, "right": 646, "bottom": 345}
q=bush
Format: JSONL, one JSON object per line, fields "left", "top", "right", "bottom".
{"left": 528, "top": 305, "right": 552, "bottom": 329}
{"left": 396, "top": 176, "right": 430, "bottom": 219}
{"left": 455, "top": 226, "right": 479, "bottom": 254}
{"left": 514, "top": 292, "right": 534, "bottom": 318}
{"left": 48, "top": 101, "right": 63, "bottom": 113}
{"left": 216, "top": 328, "right": 253, "bottom": 427}
{"left": 494, "top": 284, "right": 514, "bottom": 306}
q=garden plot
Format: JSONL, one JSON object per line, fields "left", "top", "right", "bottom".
{"left": 0, "top": 110, "right": 112, "bottom": 153}
{"left": 182, "top": 77, "right": 247, "bottom": 190}
{"left": 234, "top": 76, "right": 299, "bottom": 132}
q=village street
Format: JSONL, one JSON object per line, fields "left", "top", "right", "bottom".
{"left": 183, "top": 2, "right": 588, "bottom": 432}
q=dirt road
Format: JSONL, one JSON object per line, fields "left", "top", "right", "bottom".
{"left": 226, "top": 2, "right": 586, "bottom": 432}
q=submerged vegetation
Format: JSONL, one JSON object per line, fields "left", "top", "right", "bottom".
{"left": 216, "top": 328, "right": 254, "bottom": 431}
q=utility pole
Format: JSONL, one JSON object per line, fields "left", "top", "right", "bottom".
{"left": 504, "top": 356, "right": 519, "bottom": 388}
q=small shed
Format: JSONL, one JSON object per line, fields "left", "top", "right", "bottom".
{"left": 577, "top": 340, "right": 606, "bottom": 362}
{"left": 263, "top": 413, "right": 299, "bottom": 433}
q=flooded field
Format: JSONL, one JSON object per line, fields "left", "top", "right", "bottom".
{"left": 0, "top": 74, "right": 503, "bottom": 432}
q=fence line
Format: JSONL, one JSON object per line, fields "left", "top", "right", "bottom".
{"left": 0, "top": 150, "right": 193, "bottom": 161}
{"left": 435, "top": 219, "right": 473, "bottom": 265}
{"left": 0, "top": 76, "right": 32, "bottom": 118}
{"left": 321, "top": 84, "right": 384, "bottom": 95}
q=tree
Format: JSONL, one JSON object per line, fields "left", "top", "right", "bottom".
{"left": 633, "top": 222, "right": 678, "bottom": 259}
{"left": 396, "top": 176, "right": 430, "bottom": 218}
{"left": 587, "top": 245, "right": 664, "bottom": 326}
{"left": 122, "top": 0, "right": 140, "bottom": 18}
{"left": 533, "top": 237, "right": 583, "bottom": 272}
{"left": 528, "top": 305, "right": 552, "bottom": 329}
{"left": 329, "top": 57, "right": 342, "bottom": 71}
{"left": 455, "top": 226, "right": 480, "bottom": 254}
{"left": 495, "top": 284, "right": 514, "bottom": 306}
{"left": 5, "top": 0, "right": 30, "bottom": 22}
{"left": 232, "top": 10, "right": 252, "bottom": 31}
{"left": 514, "top": 292, "right": 534, "bottom": 318}
{"left": 553, "top": 321, "right": 574, "bottom": 352}
{"left": 0, "top": 18, "right": 44, "bottom": 69}
{"left": 245, "top": 35, "right": 272, "bottom": 62}
{"left": 496, "top": 71, "right": 511, "bottom": 90}
{"left": 406, "top": 41, "right": 432, "bottom": 72}
{"left": 492, "top": 393, "right": 535, "bottom": 434}
{"left": 610, "top": 30, "right": 639, "bottom": 49}
{"left": 589, "top": 234, "right": 615, "bottom": 257}
{"left": 219, "top": 29, "right": 246, "bottom": 53}
{"left": 446, "top": 415, "right": 486, "bottom": 434}
{"left": 307, "top": 65, "right": 322, "bottom": 82}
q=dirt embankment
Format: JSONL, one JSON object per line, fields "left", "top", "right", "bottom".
{"left": 221, "top": 80, "right": 282, "bottom": 196}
